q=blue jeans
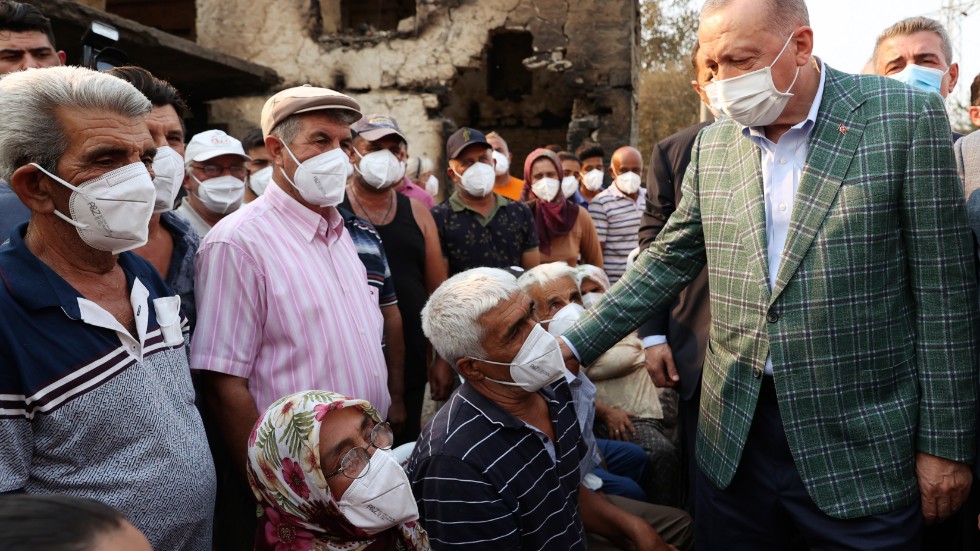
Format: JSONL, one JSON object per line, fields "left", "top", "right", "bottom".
{"left": 593, "top": 438, "right": 649, "bottom": 502}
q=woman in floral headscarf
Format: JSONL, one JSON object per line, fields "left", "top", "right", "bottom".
{"left": 247, "top": 390, "right": 429, "bottom": 551}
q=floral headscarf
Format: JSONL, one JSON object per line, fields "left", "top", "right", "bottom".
{"left": 247, "top": 390, "right": 429, "bottom": 551}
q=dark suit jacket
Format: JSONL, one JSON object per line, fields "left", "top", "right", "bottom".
{"left": 637, "top": 121, "right": 712, "bottom": 401}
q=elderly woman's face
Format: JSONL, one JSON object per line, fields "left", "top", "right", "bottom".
{"left": 526, "top": 276, "right": 582, "bottom": 326}
{"left": 318, "top": 407, "right": 377, "bottom": 500}
{"left": 579, "top": 278, "right": 605, "bottom": 295}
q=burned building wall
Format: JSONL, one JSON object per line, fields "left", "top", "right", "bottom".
{"left": 197, "top": 0, "right": 637, "bottom": 175}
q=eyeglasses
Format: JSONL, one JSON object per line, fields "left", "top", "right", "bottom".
{"left": 323, "top": 421, "right": 394, "bottom": 480}
{"left": 191, "top": 163, "right": 248, "bottom": 179}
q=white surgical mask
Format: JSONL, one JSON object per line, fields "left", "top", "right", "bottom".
{"left": 193, "top": 173, "right": 245, "bottom": 214}
{"left": 544, "top": 302, "right": 587, "bottom": 337}
{"left": 151, "top": 146, "right": 184, "bottom": 213}
{"left": 889, "top": 64, "right": 948, "bottom": 97}
{"left": 453, "top": 162, "right": 496, "bottom": 198}
{"left": 581, "top": 291, "right": 603, "bottom": 309}
{"left": 531, "top": 177, "right": 561, "bottom": 202}
{"left": 249, "top": 166, "right": 273, "bottom": 196}
{"left": 472, "top": 323, "right": 566, "bottom": 392}
{"left": 424, "top": 174, "right": 439, "bottom": 196}
{"left": 337, "top": 448, "right": 419, "bottom": 534}
{"left": 492, "top": 150, "right": 510, "bottom": 176}
{"left": 33, "top": 162, "right": 155, "bottom": 255}
{"left": 614, "top": 171, "right": 642, "bottom": 195}
{"left": 561, "top": 175, "right": 579, "bottom": 199}
{"left": 582, "top": 169, "right": 604, "bottom": 192}
{"left": 355, "top": 148, "right": 406, "bottom": 189}
{"left": 280, "top": 143, "right": 349, "bottom": 207}
{"left": 704, "top": 33, "right": 800, "bottom": 127}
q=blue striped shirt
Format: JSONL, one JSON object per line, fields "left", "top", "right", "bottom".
{"left": 407, "top": 381, "right": 586, "bottom": 550}
{"left": 588, "top": 185, "right": 646, "bottom": 283}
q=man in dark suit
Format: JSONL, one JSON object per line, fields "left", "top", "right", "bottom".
{"left": 637, "top": 41, "right": 713, "bottom": 515}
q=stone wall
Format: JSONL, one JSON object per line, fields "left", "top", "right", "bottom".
{"left": 198, "top": 0, "right": 637, "bottom": 174}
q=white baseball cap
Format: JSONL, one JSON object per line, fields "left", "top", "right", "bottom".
{"left": 184, "top": 129, "right": 251, "bottom": 163}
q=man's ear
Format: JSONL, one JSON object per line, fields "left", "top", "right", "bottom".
{"left": 265, "top": 136, "right": 286, "bottom": 169}
{"left": 10, "top": 164, "right": 56, "bottom": 214}
{"left": 56, "top": 51, "right": 67, "bottom": 65}
{"left": 947, "top": 62, "right": 960, "bottom": 96}
{"left": 456, "top": 357, "right": 483, "bottom": 381}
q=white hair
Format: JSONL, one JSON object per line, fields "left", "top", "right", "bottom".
{"left": 517, "top": 261, "right": 578, "bottom": 292}
{"left": 421, "top": 267, "right": 520, "bottom": 364}
{"left": 576, "top": 264, "right": 610, "bottom": 292}
{"left": 0, "top": 66, "right": 151, "bottom": 181}
{"left": 406, "top": 156, "right": 434, "bottom": 180}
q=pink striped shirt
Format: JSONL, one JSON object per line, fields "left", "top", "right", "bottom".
{"left": 191, "top": 183, "right": 389, "bottom": 416}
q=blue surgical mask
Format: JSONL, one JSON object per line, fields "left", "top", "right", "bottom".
{"left": 889, "top": 64, "right": 948, "bottom": 97}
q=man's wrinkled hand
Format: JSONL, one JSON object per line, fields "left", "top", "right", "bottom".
{"left": 916, "top": 451, "right": 972, "bottom": 525}
{"left": 644, "top": 343, "right": 679, "bottom": 388}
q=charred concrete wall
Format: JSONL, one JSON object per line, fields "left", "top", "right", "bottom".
{"left": 197, "top": 0, "right": 637, "bottom": 174}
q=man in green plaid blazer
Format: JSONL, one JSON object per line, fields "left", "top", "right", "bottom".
{"left": 560, "top": 0, "right": 978, "bottom": 547}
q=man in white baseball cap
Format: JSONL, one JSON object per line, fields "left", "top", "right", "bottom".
{"left": 175, "top": 129, "right": 251, "bottom": 237}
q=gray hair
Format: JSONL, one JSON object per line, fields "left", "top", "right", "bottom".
{"left": 873, "top": 17, "right": 953, "bottom": 66}
{"left": 486, "top": 131, "right": 509, "bottom": 154}
{"left": 0, "top": 66, "right": 151, "bottom": 181}
{"left": 517, "top": 262, "right": 578, "bottom": 293}
{"left": 421, "top": 267, "right": 521, "bottom": 364}
{"left": 270, "top": 110, "right": 361, "bottom": 146}
{"left": 701, "top": 0, "right": 810, "bottom": 36}
{"left": 576, "top": 264, "right": 610, "bottom": 292}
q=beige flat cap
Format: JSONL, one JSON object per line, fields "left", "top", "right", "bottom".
{"left": 260, "top": 85, "right": 362, "bottom": 137}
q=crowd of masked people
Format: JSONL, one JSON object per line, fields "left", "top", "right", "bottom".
{"left": 2, "top": 0, "right": 980, "bottom": 549}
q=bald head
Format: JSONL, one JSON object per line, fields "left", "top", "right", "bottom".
{"left": 610, "top": 146, "right": 642, "bottom": 178}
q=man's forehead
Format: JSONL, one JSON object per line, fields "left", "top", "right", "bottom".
{"left": 880, "top": 32, "right": 946, "bottom": 61}
{"left": 299, "top": 112, "right": 351, "bottom": 135}
{"left": 0, "top": 29, "right": 54, "bottom": 49}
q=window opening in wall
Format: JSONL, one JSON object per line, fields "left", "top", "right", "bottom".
{"left": 341, "top": 0, "right": 417, "bottom": 33}
{"left": 487, "top": 31, "right": 534, "bottom": 100}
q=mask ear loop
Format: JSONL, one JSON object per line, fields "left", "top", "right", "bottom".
{"left": 772, "top": 33, "right": 801, "bottom": 94}
{"left": 30, "top": 162, "right": 91, "bottom": 229}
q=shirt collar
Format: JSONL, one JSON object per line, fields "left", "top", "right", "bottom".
{"left": 263, "top": 180, "right": 343, "bottom": 243}
{"left": 743, "top": 59, "right": 827, "bottom": 143}
{"left": 458, "top": 379, "right": 561, "bottom": 429}
{"left": 449, "top": 190, "right": 509, "bottom": 222}
{"left": 0, "top": 223, "right": 158, "bottom": 317}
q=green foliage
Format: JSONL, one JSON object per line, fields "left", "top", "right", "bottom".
{"left": 637, "top": 0, "right": 703, "bottom": 156}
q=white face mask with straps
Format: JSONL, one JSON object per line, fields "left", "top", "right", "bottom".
{"left": 150, "top": 146, "right": 184, "bottom": 213}
{"left": 470, "top": 323, "right": 566, "bottom": 392}
{"left": 354, "top": 148, "right": 406, "bottom": 189}
{"left": 280, "top": 143, "right": 350, "bottom": 207}
{"left": 32, "top": 161, "right": 155, "bottom": 255}
{"left": 703, "top": 33, "right": 800, "bottom": 127}
{"left": 453, "top": 162, "right": 496, "bottom": 198}
{"left": 192, "top": 173, "right": 245, "bottom": 214}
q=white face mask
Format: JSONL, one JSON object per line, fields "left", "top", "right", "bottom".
{"left": 355, "top": 148, "right": 406, "bottom": 189}
{"left": 151, "top": 146, "right": 184, "bottom": 213}
{"left": 193, "top": 173, "right": 245, "bottom": 215}
{"left": 472, "top": 323, "right": 566, "bottom": 392}
{"left": 531, "top": 177, "right": 561, "bottom": 202}
{"left": 33, "top": 162, "right": 155, "bottom": 255}
{"left": 453, "top": 162, "right": 496, "bottom": 198}
{"left": 704, "top": 33, "right": 800, "bottom": 127}
{"left": 424, "top": 174, "right": 439, "bottom": 196}
{"left": 581, "top": 291, "right": 603, "bottom": 309}
{"left": 614, "top": 171, "right": 642, "bottom": 195}
{"left": 280, "top": 143, "right": 349, "bottom": 207}
{"left": 561, "top": 175, "right": 579, "bottom": 199}
{"left": 249, "top": 166, "right": 273, "bottom": 196}
{"left": 582, "top": 169, "right": 604, "bottom": 192}
{"left": 544, "top": 302, "right": 587, "bottom": 338}
{"left": 492, "top": 150, "right": 510, "bottom": 176}
{"left": 337, "top": 448, "right": 419, "bottom": 534}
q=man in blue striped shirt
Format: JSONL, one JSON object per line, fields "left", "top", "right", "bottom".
{"left": 589, "top": 146, "right": 647, "bottom": 284}
{"left": 408, "top": 268, "right": 679, "bottom": 550}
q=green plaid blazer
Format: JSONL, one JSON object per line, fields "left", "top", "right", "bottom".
{"left": 565, "top": 66, "right": 979, "bottom": 519}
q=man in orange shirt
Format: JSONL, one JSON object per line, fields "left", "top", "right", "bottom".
{"left": 487, "top": 131, "right": 524, "bottom": 200}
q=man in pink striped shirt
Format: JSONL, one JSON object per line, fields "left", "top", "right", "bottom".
{"left": 192, "top": 86, "right": 389, "bottom": 476}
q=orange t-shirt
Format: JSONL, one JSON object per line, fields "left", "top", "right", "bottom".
{"left": 493, "top": 176, "right": 524, "bottom": 201}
